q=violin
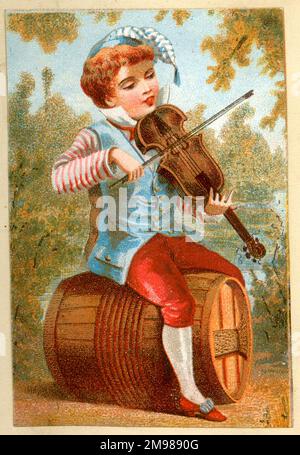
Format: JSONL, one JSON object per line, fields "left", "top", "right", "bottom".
{"left": 111, "top": 91, "right": 266, "bottom": 261}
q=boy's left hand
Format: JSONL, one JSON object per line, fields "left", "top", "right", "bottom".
{"left": 204, "top": 187, "right": 236, "bottom": 216}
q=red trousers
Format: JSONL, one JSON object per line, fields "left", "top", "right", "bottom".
{"left": 126, "top": 234, "right": 245, "bottom": 328}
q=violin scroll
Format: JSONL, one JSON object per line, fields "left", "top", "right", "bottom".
{"left": 243, "top": 237, "right": 266, "bottom": 261}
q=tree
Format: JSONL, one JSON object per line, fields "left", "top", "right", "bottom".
{"left": 7, "top": 13, "right": 80, "bottom": 53}
{"left": 217, "top": 103, "right": 286, "bottom": 202}
{"left": 8, "top": 73, "right": 35, "bottom": 154}
{"left": 201, "top": 9, "right": 285, "bottom": 130}
{"left": 41, "top": 67, "right": 54, "bottom": 101}
{"left": 9, "top": 70, "right": 92, "bottom": 379}
{"left": 251, "top": 235, "right": 289, "bottom": 363}
{"left": 154, "top": 9, "right": 191, "bottom": 25}
{"left": 87, "top": 10, "right": 123, "bottom": 26}
{"left": 186, "top": 101, "right": 286, "bottom": 203}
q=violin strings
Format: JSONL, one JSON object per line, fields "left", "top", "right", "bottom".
{"left": 162, "top": 130, "right": 198, "bottom": 177}
{"left": 162, "top": 119, "right": 207, "bottom": 178}
{"left": 159, "top": 118, "right": 204, "bottom": 179}
{"left": 156, "top": 120, "right": 201, "bottom": 172}
{"left": 153, "top": 115, "right": 200, "bottom": 175}
{"left": 171, "top": 142, "right": 199, "bottom": 177}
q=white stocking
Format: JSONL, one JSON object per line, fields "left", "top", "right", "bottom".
{"left": 162, "top": 324, "right": 206, "bottom": 405}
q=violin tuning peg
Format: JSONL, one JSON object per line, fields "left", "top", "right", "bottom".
{"left": 252, "top": 258, "right": 257, "bottom": 263}
{"left": 245, "top": 253, "right": 251, "bottom": 259}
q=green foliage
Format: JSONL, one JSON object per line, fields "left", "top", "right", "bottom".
{"left": 217, "top": 103, "right": 286, "bottom": 201}
{"left": 8, "top": 73, "right": 35, "bottom": 154}
{"left": 154, "top": 9, "right": 191, "bottom": 25}
{"left": 201, "top": 9, "right": 286, "bottom": 129}
{"left": 155, "top": 10, "right": 169, "bottom": 22}
{"left": 41, "top": 67, "right": 54, "bottom": 101}
{"left": 9, "top": 69, "right": 92, "bottom": 379}
{"left": 260, "top": 80, "right": 286, "bottom": 130}
{"left": 186, "top": 102, "right": 286, "bottom": 202}
{"left": 87, "top": 10, "right": 123, "bottom": 26}
{"left": 7, "top": 13, "right": 80, "bottom": 53}
{"left": 172, "top": 10, "right": 191, "bottom": 26}
{"left": 88, "top": 8, "right": 192, "bottom": 26}
{"left": 251, "top": 237, "right": 289, "bottom": 362}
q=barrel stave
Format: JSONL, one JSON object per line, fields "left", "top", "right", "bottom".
{"left": 44, "top": 271, "right": 252, "bottom": 410}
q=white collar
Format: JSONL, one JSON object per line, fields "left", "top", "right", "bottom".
{"left": 98, "top": 84, "right": 171, "bottom": 127}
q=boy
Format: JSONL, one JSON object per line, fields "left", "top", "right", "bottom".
{"left": 52, "top": 26, "right": 244, "bottom": 421}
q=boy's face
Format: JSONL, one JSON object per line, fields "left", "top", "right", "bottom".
{"left": 107, "top": 59, "right": 159, "bottom": 120}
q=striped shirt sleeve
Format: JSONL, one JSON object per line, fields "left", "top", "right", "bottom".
{"left": 51, "top": 128, "right": 117, "bottom": 194}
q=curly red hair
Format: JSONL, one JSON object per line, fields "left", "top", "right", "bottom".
{"left": 80, "top": 44, "right": 155, "bottom": 108}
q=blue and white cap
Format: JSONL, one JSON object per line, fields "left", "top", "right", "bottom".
{"left": 87, "top": 26, "right": 180, "bottom": 86}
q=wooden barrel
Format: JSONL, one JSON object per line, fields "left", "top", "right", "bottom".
{"left": 43, "top": 271, "right": 252, "bottom": 413}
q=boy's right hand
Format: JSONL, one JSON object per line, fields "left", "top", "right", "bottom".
{"left": 109, "top": 147, "right": 145, "bottom": 181}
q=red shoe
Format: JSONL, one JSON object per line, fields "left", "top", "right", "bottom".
{"left": 179, "top": 396, "right": 227, "bottom": 422}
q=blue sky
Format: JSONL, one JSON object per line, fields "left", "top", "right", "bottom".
{"left": 6, "top": 9, "right": 286, "bottom": 152}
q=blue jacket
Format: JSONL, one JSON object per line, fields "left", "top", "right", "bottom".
{"left": 86, "top": 117, "right": 203, "bottom": 285}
